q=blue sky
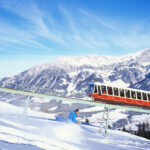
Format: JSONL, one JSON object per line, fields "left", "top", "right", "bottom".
{"left": 0, "top": 0, "right": 150, "bottom": 77}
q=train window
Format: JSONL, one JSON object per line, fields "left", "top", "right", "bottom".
{"left": 131, "top": 91, "right": 136, "bottom": 99}
{"left": 107, "top": 86, "right": 113, "bottom": 95}
{"left": 94, "top": 85, "right": 98, "bottom": 93}
{"left": 113, "top": 88, "right": 119, "bottom": 96}
{"left": 119, "top": 89, "right": 125, "bottom": 97}
{"left": 125, "top": 90, "right": 130, "bottom": 98}
{"left": 101, "top": 85, "right": 106, "bottom": 94}
{"left": 142, "top": 93, "right": 147, "bottom": 101}
{"left": 137, "top": 92, "right": 141, "bottom": 100}
{"left": 148, "top": 94, "right": 150, "bottom": 101}
{"left": 98, "top": 86, "right": 101, "bottom": 95}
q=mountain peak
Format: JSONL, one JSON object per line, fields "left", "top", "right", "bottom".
{"left": 41, "top": 48, "right": 150, "bottom": 69}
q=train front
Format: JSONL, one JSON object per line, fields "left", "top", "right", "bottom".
{"left": 88, "top": 83, "right": 94, "bottom": 97}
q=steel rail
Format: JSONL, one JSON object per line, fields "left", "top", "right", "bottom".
{"left": 0, "top": 87, "right": 150, "bottom": 113}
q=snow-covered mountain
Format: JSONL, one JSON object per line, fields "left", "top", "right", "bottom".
{"left": 0, "top": 101, "right": 150, "bottom": 150}
{"left": 0, "top": 49, "right": 150, "bottom": 130}
{"left": 1, "top": 48, "right": 150, "bottom": 98}
{"left": 131, "top": 74, "right": 150, "bottom": 91}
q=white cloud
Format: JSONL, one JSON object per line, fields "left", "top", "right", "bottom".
{"left": 111, "top": 21, "right": 150, "bottom": 51}
{"left": 0, "top": 0, "right": 150, "bottom": 54}
{"left": 78, "top": 9, "right": 118, "bottom": 31}
{"left": 0, "top": 0, "right": 64, "bottom": 49}
{"left": 58, "top": 6, "right": 112, "bottom": 49}
{"left": 0, "top": 20, "right": 50, "bottom": 50}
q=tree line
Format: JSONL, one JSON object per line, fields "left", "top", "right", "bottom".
{"left": 123, "top": 122, "right": 150, "bottom": 140}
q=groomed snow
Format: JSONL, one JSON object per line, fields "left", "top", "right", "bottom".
{"left": 0, "top": 101, "right": 150, "bottom": 150}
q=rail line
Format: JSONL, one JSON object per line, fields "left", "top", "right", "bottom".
{"left": 0, "top": 87, "right": 150, "bottom": 113}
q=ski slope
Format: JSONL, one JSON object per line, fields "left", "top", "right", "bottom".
{"left": 0, "top": 101, "right": 150, "bottom": 150}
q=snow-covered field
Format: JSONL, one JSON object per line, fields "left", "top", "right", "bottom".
{"left": 0, "top": 101, "right": 150, "bottom": 150}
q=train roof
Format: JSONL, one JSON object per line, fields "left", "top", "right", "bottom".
{"left": 94, "top": 82, "right": 150, "bottom": 94}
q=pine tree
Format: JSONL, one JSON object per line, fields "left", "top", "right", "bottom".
{"left": 141, "top": 122, "right": 146, "bottom": 137}
{"left": 108, "top": 125, "right": 111, "bottom": 129}
{"left": 137, "top": 123, "right": 142, "bottom": 136}
{"left": 137, "top": 122, "right": 150, "bottom": 139}
{"left": 122, "top": 126, "right": 126, "bottom": 132}
{"left": 145, "top": 121, "right": 150, "bottom": 132}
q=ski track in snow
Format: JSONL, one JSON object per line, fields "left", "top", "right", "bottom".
{"left": 0, "top": 101, "right": 149, "bottom": 150}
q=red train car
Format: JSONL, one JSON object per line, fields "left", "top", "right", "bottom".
{"left": 88, "top": 83, "right": 150, "bottom": 109}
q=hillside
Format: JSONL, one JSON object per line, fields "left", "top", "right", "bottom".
{"left": 0, "top": 101, "right": 150, "bottom": 150}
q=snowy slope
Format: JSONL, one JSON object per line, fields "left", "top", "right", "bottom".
{"left": 0, "top": 101, "right": 150, "bottom": 150}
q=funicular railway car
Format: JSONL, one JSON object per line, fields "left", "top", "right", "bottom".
{"left": 88, "top": 83, "right": 150, "bottom": 109}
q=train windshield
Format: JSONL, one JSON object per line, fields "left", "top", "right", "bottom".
{"left": 89, "top": 84, "right": 94, "bottom": 93}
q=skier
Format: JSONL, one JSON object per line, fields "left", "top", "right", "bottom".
{"left": 68, "top": 109, "right": 80, "bottom": 124}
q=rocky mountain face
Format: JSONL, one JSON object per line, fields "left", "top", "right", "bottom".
{"left": 131, "top": 74, "right": 150, "bottom": 91}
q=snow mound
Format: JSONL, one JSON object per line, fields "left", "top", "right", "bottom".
{"left": 53, "top": 123, "right": 84, "bottom": 143}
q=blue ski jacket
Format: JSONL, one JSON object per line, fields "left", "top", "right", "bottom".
{"left": 68, "top": 110, "right": 77, "bottom": 123}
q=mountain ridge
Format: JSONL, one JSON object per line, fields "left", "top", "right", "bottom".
{"left": 1, "top": 48, "right": 150, "bottom": 98}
